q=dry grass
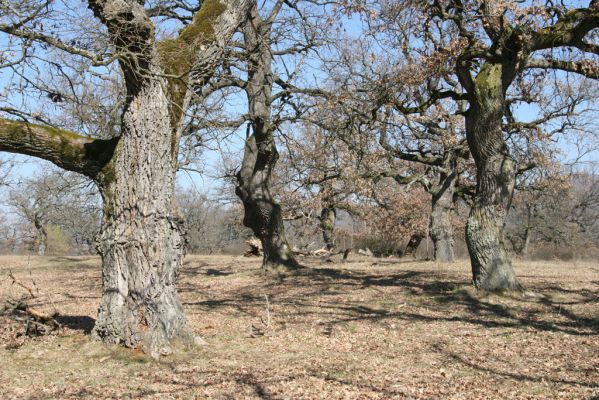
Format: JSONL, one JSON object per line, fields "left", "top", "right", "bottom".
{"left": 0, "top": 254, "right": 597, "bottom": 399}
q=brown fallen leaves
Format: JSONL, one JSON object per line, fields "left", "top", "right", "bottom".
{"left": 0, "top": 254, "right": 597, "bottom": 399}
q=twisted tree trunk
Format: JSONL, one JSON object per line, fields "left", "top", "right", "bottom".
{"left": 429, "top": 171, "right": 456, "bottom": 262}
{"left": 0, "top": 0, "right": 252, "bottom": 356}
{"left": 235, "top": 6, "right": 298, "bottom": 270}
{"left": 465, "top": 63, "right": 521, "bottom": 291}
{"left": 92, "top": 76, "right": 193, "bottom": 357}
{"left": 236, "top": 135, "right": 298, "bottom": 269}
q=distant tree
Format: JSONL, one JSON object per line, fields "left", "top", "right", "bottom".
{"left": 8, "top": 170, "right": 101, "bottom": 256}
{"left": 177, "top": 188, "right": 248, "bottom": 254}
{"left": 507, "top": 169, "right": 599, "bottom": 257}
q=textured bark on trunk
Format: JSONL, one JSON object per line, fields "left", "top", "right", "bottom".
{"left": 234, "top": 6, "right": 298, "bottom": 270}
{"left": 465, "top": 63, "right": 521, "bottom": 291}
{"left": 320, "top": 207, "right": 336, "bottom": 250}
{"left": 0, "top": 0, "right": 253, "bottom": 356}
{"left": 429, "top": 171, "right": 456, "bottom": 262}
{"left": 92, "top": 77, "right": 192, "bottom": 357}
{"left": 236, "top": 136, "right": 298, "bottom": 270}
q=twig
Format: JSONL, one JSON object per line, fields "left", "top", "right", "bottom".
{"left": 8, "top": 270, "right": 36, "bottom": 299}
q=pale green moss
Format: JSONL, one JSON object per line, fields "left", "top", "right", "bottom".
{"left": 156, "top": 0, "right": 227, "bottom": 126}
{"left": 1, "top": 119, "right": 86, "bottom": 160}
{"left": 475, "top": 63, "right": 503, "bottom": 99}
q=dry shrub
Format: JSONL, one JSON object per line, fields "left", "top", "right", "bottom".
{"left": 529, "top": 244, "right": 599, "bottom": 261}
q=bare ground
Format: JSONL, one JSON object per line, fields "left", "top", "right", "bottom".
{"left": 0, "top": 254, "right": 597, "bottom": 399}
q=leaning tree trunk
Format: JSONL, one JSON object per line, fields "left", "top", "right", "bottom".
{"left": 236, "top": 135, "right": 298, "bottom": 270}
{"left": 429, "top": 171, "right": 457, "bottom": 262}
{"left": 92, "top": 76, "right": 193, "bottom": 357}
{"left": 320, "top": 207, "right": 336, "bottom": 251}
{"left": 465, "top": 63, "right": 521, "bottom": 291}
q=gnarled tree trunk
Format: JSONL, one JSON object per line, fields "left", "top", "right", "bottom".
{"left": 429, "top": 171, "right": 456, "bottom": 262}
{"left": 236, "top": 135, "right": 298, "bottom": 269}
{"left": 234, "top": 6, "right": 297, "bottom": 270}
{"left": 0, "top": 0, "right": 253, "bottom": 356}
{"left": 320, "top": 207, "right": 336, "bottom": 250}
{"left": 92, "top": 76, "right": 193, "bottom": 357}
{"left": 465, "top": 63, "right": 521, "bottom": 291}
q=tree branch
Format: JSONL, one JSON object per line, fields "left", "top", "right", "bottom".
{"left": 0, "top": 118, "right": 117, "bottom": 179}
{"left": 525, "top": 58, "right": 599, "bottom": 79}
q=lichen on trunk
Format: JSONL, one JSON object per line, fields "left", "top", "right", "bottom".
{"left": 464, "top": 62, "right": 522, "bottom": 291}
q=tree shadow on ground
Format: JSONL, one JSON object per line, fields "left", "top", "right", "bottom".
{"left": 182, "top": 262, "right": 599, "bottom": 337}
{"left": 55, "top": 315, "right": 95, "bottom": 334}
{"left": 431, "top": 343, "right": 599, "bottom": 389}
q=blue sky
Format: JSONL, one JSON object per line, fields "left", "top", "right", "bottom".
{"left": 1, "top": 3, "right": 598, "bottom": 208}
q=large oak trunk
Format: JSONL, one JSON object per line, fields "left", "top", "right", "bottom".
{"left": 92, "top": 77, "right": 192, "bottom": 357}
{"left": 465, "top": 63, "right": 521, "bottom": 291}
{"left": 429, "top": 171, "right": 456, "bottom": 262}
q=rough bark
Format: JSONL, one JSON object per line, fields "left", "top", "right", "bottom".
{"left": 0, "top": 0, "right": 251, "bottom": 356}
{"left": 92, "top": 74, "right": 193, "bottom": 357}
{"left": 429, "top": 171, "right": 456, "bottom": 262}
{"left": 236, "top": 136, "right": 298, "bottom": 269}
{"left": 234, "top": 6, "right": 298, "bottom": 270}
{"left": 464, "top": 62, "right": 521, "bottom": 291}
{"left": 320, "top": 207, "right": 336, "bottom": 251}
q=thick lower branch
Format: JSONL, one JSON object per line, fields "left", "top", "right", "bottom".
{"left": 0, "top": 118, "right": 117, "bottom": 179}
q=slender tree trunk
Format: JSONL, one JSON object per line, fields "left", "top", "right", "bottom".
{"left": 34, "top": 218, "right": 47, "bottom": 256}
{"left": 234, "top": 7, "right": 297, "bottom": 270}
{"left": 320, "top": 207, "right": 336, "bottom": 250}
{"left": 404, "top": 233, "right": 424, "bottom": 258}
{"left": 429, "top": 171, "right": 457, "bottom": 262}
{"left": 465, "top": 63, "right": 521, "bottom": 291}
{"left": 517, "top": 204, "right": 534, "bottom": 256}
{"left": 92, "top": 77, "right": 193, "bottom": 357}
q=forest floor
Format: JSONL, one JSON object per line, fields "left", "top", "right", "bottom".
{"left": 0, "top": 254, "right": 597, "bottom": 399}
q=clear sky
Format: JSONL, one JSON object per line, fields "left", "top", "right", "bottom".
{"left": 1, "top": 4, "right": 598, "bottom": 211}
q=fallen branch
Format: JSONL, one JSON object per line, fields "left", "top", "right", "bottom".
{"left": 2, "top": 299, "right": 61, "bottom": 337}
